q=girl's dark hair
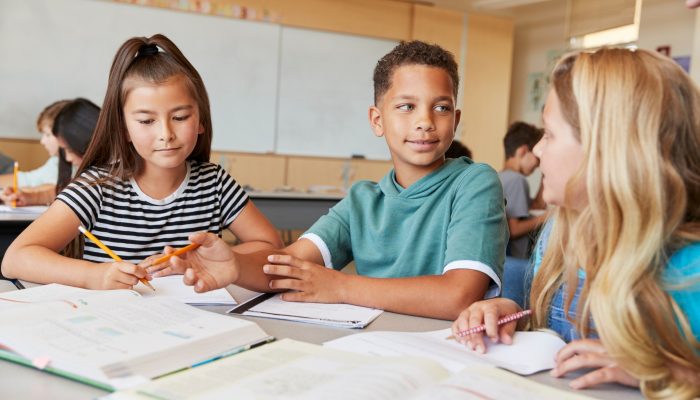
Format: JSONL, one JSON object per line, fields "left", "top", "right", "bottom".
{"left": 53, "top": 98, "right": 100, "bottom": 192}
{"left": 79, "top": 34, "right": 212, "bottom": 179}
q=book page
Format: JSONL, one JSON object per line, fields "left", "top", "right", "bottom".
{"left": 0, "top": 294, "right": 268, "bottom": 388}
{"left": 104, "top": 339, "right": 449, "bottom": 400}
{"left": 239, "top": 293, "right": 382, "bottom": 328}
{"left": 325, "top": 328, "right": 566, "bottom": 375}
{"left": 0, "top": 204, "right": 49, "bottom": 214}
{"left": 133, "top": 276, "right": 236, "bottom": 305}
{"left": 411, "top": 366, "right": 593, "bottom": 400}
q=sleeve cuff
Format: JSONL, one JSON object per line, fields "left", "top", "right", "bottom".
{"left": 299, "top": 233, "right": 334, "bottom": 269}
{"left": 443, "top": 260, "right": 502, "bottom": 299}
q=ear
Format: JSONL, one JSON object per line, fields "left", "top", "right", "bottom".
{"left": 515, "top": 144, "right": 529, "bottom": 158}
{"left": 198, "top": 123, "right": 204, "bottom": 135}
{"left": 454, "top": 109, "right": 461, "bottom": 131}
{"left": 369, "top": 106, "right": 384, "bottom": 137}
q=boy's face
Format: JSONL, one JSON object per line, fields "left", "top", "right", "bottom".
{"left": 516, "top": 145, "right": 539, "bottom": 175}
{"left": 369, "top": 64, "right": 460, "bottom": 184}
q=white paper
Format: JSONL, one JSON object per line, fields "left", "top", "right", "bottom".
{"left": 325, "top": 328, "right": 566, "bottom": 375}
{"left": 0, "top": 205, "right": 48, "bottom": 214}
{"left": 133, "top": 276, "right": 236, "bottom": 306}
{"left": 237, "top": 293, "right": 382, "bottom": 328}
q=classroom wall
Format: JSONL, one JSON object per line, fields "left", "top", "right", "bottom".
{"left": 508, "top": 0, "right": 698, "bottom": 125}
{"left": 1, "top": 0, "right": 514, "bottom": 186}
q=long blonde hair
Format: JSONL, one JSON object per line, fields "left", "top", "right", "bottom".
{"left": 530, "top": 48, "right": 700, "bottom": 399}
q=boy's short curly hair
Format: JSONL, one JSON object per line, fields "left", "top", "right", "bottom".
{"left": 373, "top": 41, "right": 459, "bottom": 105}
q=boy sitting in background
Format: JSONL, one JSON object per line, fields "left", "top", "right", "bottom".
{"left": 499, "top": 121, "right": 546, "bottom": 259}
{"left": 169, "top": 41, "right": 508, "bottom": 320}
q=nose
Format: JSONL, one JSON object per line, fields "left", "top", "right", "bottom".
{"left": 415, "top": 107, "right": 435, "bottom": 132}
{"left": 532, "top": 138, "right": 544, "bottom": 158}
{"left": 159, "top": 120, "right": 175, "bottom": 143}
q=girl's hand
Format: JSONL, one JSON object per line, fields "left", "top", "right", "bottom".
{"left": 451, "top": 297, "right": 522, "bottom": 354}
{"left": 0, "top": 187, "right": 27, "bottom": 206}
{"left": 551, "top": 339, "right": 639, "bottom": 389}
{"left": 180, "top": 232, "right": 238, "bottom": 292}
{"left": 263, "top": 254, "right": 347, "bottom": 303}
{"left": 143, "top": 246, "right": 186, "bottom": 277}
{"left": 91, "top": 261, "right": 149, "bottom": 290}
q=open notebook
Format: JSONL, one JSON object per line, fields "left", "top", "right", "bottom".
{"left": 229, "top": 292, "right": 382, "bottom": 328}
{"left": 103, "top": 339, "right": 591, "bottom": 400}
{"left": 133, "top": 275, "right": 236, "bottom": 306}
{"left": 0, "top": 284, "right": 271, "bottom": 391}
{"left": 325, "top": 328, "right": 567, "bottom": 375}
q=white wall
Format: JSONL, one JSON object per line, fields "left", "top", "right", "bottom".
{"left": 508, "top": 0, "right": 697, "bottom": 124}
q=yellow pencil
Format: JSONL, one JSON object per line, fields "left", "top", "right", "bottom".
{"left": 150, "top": 243, "right": 201, "bottom": 266}
{"left": 11, "top": 161, "right": 18, "bottom": 208}
{"left": 78, "top": 225, "right": 155, "bottom": 291}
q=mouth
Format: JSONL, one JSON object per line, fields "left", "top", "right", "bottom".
{"left": 406, "top": 139, "right": 439, "bottom": 151}
{"left": 154, "top": 147, "right": 182, "bottom": 152}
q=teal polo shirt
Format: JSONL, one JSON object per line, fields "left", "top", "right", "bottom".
{"left": 302, "top": 157, "right": 508, "bottom": 297}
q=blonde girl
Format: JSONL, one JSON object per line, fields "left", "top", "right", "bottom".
{"left": 2, "top": 34, "right": 282, "bottom": 289}
{"left": 452, "top": 48, "right": 700, "bottom": 399}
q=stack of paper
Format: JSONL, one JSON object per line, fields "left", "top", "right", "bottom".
{"left": 325, "top": 328, "right": 567, "bottom": 375}
{"left": 134, "top": 275, "right": 236, "bottom": 306}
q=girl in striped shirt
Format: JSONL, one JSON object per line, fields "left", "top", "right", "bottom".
{"left": 2, "top": 34, "right": 282, "bottom": 289}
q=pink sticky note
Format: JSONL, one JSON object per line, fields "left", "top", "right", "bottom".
{"left": 32, "top": 356, "right": 51, "bottom": 369}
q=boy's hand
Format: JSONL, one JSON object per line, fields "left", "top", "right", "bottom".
{"left": 263, "top": 254, "right": 347, "bottom": 303}
{"left": 551, "top": 339, "right": 638, "bottom": 389}
{"left": 91, "top": 261, "right": 149, "bottom": 290}
{"left": 451, "top": 297, "right": 521, "bottom": 353}
{"left": 180, "top": 232, "right": 239, "bottom": 292}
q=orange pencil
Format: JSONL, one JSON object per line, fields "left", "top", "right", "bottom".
{"left": 78, "top": 225, "right": 155, "bottom": 291}
{"left": 11, "top": 161, "right": 18, "bottom": 208}
{"left": 150, "top": 243, "right": 201, "bottom": 266}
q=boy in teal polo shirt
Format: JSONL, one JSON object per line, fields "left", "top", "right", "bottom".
{"left": 171, "top": 41, "right": 508, "bottom": 320}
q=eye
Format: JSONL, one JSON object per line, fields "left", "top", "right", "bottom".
{"left": 434, "top": 104, "right": 452, "bottom": 112}
{"left": 173, "top": 114, "right": 191, "bottom": 122}
{"left": 137, "top": 119, "right": 155, "bottom": 125}
{"left": 397, "top": 104, "right": 414, "bottom": 111}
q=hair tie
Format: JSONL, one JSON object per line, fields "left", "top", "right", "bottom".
{"left": 137, "top": 44, "right": 159, "bottom": 57}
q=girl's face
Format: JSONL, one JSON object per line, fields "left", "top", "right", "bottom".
{"left": 122, "top": 74, "right": 203, "bottom": 177}
{"left": 533, "top": 89, "right": 585, "bottom": 207}
{"left": 39, "top": 125, "right": 60, "bottom": 157}
{"left": 57, "top": 137, "right": 83, "bottom": 167}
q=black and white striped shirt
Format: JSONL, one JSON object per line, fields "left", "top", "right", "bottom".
{"left": 57, "top": 161, "right": 248, "bottom": 263}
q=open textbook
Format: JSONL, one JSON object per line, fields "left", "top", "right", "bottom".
{"left": 229, "top": 292, "right": 383, "bottom": 328}
{"left": 0, "top": 284, "right": 271, "bottom": 391}
{"left": 325, "top": 328, "right": 567, "bottom": 375}
{"left": 104, "top": 339, "right": 591, "bottom": 400}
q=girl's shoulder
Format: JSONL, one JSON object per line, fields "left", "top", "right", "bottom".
{"left": 666, "top": 242, "right": 700, "bottom": 280}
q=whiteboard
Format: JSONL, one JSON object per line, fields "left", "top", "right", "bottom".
{"left": 0, "top": 0, "right": 395, "bottom": 159}
{"left": 0, "top": 0, "right": 279, "bottom": 153}
{"left": 277, "top": 27, "right": 395, "bottom": 160}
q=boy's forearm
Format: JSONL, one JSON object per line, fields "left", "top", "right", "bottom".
{"left": 338, "top": 270, "right": 490, "bottom": 320}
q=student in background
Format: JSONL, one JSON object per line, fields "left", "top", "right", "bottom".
{"left": 1, "top": 34, "right": 282, "bottom": 289}
{"left": 499, "top": 121, "right": 546, "bottom": 259}
{"left": 452, "top": 48, "right": 700, "bottom": 397}
{"left": 167, "top": 41, "right": 507, "bottom": 320}
{"left": 0, "top": 98, "right": 98, "bottom": 206}
{"left": 445, "top": 139, "right": 472, "bottom": 159}
{"left": 0, "top": 100, "right": 70, "bottom": 189}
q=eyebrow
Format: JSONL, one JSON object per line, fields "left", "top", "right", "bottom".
{"left": 390, "top": 95, "right": 454, "bottom": 103}
{"left": 130, "top": 105, "right": 194, "bottom": 114}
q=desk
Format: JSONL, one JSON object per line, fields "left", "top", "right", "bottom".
{"left": 0, "top": 213, "right": 37, "bottom": 267}
{"left": 249, "top": 191, "right": 343, "bottom": 231}
{"left": 0, "top": 283, "right": 643, "bottom": 400}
